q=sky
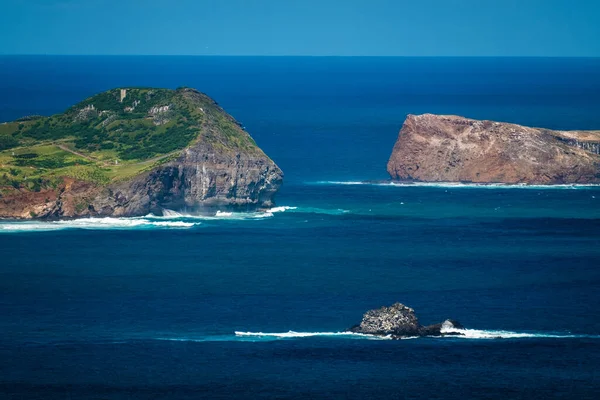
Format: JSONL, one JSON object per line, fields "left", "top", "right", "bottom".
{"left": 1, "top": 0, "right": 599, "bottom": 56}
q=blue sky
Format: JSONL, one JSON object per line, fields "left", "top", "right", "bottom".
{"left": 1, "top": 0, "right": 599, "bottom": 56}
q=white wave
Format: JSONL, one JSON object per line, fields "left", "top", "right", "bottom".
{"left": 311, "top": 181, "right": 600, "bottom": 190}
{"left": 233, "top": 328, "right": 598, "bottom": 341}
{"left": 72, "top": 328, "right": 600, "bottom": 345}
{"left": 267, "top": 206, "right": 298, "bottom": 213}
{"left": 214, "top": 210, "right": 273, "bottom": 219}
{"left": 0, "top": 217, "right": 199, "bottom": 232}
{"left": 313, "top": 181, "right": 366, "bottom": 185}
{"left": 157, "top": 209, "right": 275, "bottom": 220}
{"left": 154, "top": 205, "right": 348, "bottom": 219}
{"left": 439, "top": 326, "right": 589, "bottom": 339}
{"left": 266, "top": 205, "right": 349, "bottom": 215}
{"left": 234, "top": 330, "right": 389, "bottom": 340}
{"left": 150, "top": 221, "right": 196, "bottom": 227}
{"left": 0, "top": 223, "right": 64, "bottom": 232}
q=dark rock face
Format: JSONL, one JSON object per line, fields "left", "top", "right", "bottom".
{"left": 84, "top": 141, "right": 283, "bottom": 217}
{"left": 387, "top": 114, "right": 600, "bottom": 184}
{"left": 348, "top": 302, "right": 464, "bottom": 339}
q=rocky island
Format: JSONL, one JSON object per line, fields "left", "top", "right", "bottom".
{"left": 387, "top": 114, "right": 600, "bottom": 184}
{"left": 348, "top": 302, "right": 464, "bottom": 339}
{"left": 0, "top": 88, "right": 282, "bottom": 219}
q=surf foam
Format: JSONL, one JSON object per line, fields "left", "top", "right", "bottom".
{"left": 158, "top": 209, "right": 275, "bottom": 220}
{"left": 267, "top": 206, "right": 298, "bottom": 213}
{"left": 234, "top": 330, "right": 389, "bottom": 340}
{"left": 234, "top": 328, "right": 598, "bottom": 341}
{"left": 438, "top": 327, "right": 586, "bottom": 339}
{"left": 0, "top": 204, "right": 352, "bottom": 233}
{"left": 311, "top": 181, "right": 600, "bottom": 190}
{"left": 215, "top": 210, "right": 274, "bottom": 219}
{"left": 160, "top": 206, "right": 347, "bottom": 219}
{"left": 0, "top": 217, "right": 199, "bottom": 232}
{"left": 266, "top": 205, "right": 349, "bottom": 215}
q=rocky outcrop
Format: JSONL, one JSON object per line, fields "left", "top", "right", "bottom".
{"left": 387, "top": 114, "right": 600, "bottom": 184}
{"left": 348, "top": 302, "right": 464, "bottom": 339}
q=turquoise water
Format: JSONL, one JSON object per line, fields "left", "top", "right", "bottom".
{"left": 1, "top": 57, "right": 600, "bottom": 399}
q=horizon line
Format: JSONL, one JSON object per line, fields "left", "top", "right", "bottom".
{"left": 1, "top": 54, "right": 600, "bottom": 58}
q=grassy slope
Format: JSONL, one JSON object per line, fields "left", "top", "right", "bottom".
{"left": 0, "top": 88, "right": 260, "bottom": 194}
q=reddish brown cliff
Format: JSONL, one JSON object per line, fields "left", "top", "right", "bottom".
{"left": 387, "top": 114, "right": 600, "bottom": 184}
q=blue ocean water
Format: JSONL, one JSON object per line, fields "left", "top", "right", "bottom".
{"left": 1, "top": 56, "right": 600, "bottom": 399}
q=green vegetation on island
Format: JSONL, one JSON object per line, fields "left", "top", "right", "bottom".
{"left": 0, "top": 87, "right": 259, "bottom": 194}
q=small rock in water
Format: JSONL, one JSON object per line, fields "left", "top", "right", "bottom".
{"left": 348, "top": 302, "right": 464, "bottom": 339}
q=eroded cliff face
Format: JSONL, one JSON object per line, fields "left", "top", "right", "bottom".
{"left": 387, "top": 114, "right": 600, "bottom": 184}
{"left": 0, "top": 142, "right": 282, "bottom": 219}
{"left": 88, "top": 140, "right": 283, "bottom": 217}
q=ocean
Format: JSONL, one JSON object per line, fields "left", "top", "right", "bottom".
{"left": 1, "top": 56, "right": 600, "bottom": 399}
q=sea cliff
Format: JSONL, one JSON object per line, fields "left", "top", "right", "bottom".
{"left": 387, "top": 114, "right": 600, "bottom": 184}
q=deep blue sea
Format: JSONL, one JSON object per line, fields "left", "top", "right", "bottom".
{"left": 1, "top": 56, "right": 600, "bottom": 399}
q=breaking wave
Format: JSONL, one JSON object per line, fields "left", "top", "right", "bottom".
{"left": 159, "top": 206, "right": 349, "bottom": 219}
{"left": 311, "top": 181, "right": 600, "bottom": 190}
{"left": 234, "top": 331, "right": 391, "bottom": 340}
{"left": 0, "top": 217, "right": 199, "bottom": 233}
{"left": 157, "top": 209, "right": 274, "bottom": 220}
{"left": 0, "top": 205, "right": 353, "bottom": 233}
{"left": 214, "top": 210, "right": 273, "bottom": 219}
{"left": 29, "top": 329, "right": 600, "bottom": 347}
{"left": 268, "top": 206, "right": 298, "bottom": 213}
{"left": 267, "top": 206, "right": 349, "bottom": 215}
{"left": 230, "top": 329, "right": 599, "bottom": 341}
{"left": 438, "top": 327, "right": 592, "bottom": 340}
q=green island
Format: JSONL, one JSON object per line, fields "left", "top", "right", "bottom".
{"left": 0, "top": 87, "right": 258, "bottom": 196}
